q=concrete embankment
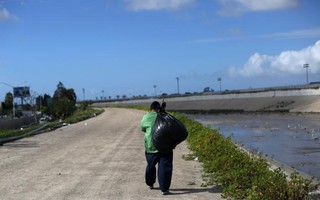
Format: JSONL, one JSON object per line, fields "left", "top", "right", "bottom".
{"left": 94, "top": 85, "right": 320, "bottom": 113}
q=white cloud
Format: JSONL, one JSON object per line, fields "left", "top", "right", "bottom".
{"left": 124, "top": 0, "right": 195, "bottom": 11}
{"left": 228, "top": 53, "right": 273, "bottom": 76}
{"left": 216, "top": 0, "right": 298, "bottom": 16}
{"left": 0, "top": 8, "right": 17, "bottom": 21}
{"left": 228, "top": 40, "right": 320, "bottom": 77}
{"left": 259, "top": 28, "right": 320, "bottom": 40}
{"left": 236, "top": 0, "right": 298, "bottom": 11}
{"left": 191, "top": 28, "right": 320, "bottom": 44}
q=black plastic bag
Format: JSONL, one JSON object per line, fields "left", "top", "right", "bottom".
{"left": 151, "top": 110, "right": 188, "bottom": 153}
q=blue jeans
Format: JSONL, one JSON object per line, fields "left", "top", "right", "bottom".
{"left": 145, "top": 151, "right": 173, "bottom": 192}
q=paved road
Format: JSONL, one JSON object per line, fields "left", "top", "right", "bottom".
{"left": 0, "top": 108, "right": 222, "bottom": 200}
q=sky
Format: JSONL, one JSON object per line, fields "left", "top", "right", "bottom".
{"left": 0, "top": 0, "right": 320, "bottom": 101}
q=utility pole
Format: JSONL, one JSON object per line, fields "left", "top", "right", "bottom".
{"left": 176, "top": 77, "right": 180, "bottom": 94}
{"left": 303, "top": 64, "right": 309, "bottom": 84}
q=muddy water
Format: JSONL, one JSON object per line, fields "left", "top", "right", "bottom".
{"left": 186, "top": 113, "right": 320, "bottom": 179}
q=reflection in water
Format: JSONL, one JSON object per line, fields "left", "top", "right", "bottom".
{"left": 186, "top": 113, "right": 320, "bottom": 179}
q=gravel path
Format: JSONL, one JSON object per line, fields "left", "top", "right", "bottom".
{"left": 0, "top": 108, "right": 222, "bottom": 200}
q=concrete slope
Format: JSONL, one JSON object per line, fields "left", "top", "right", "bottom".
{"left": 95, "top": 85, "right": 320, "bottom": 113}
{"left": 95, "top": 95, "right": 320, "bottom": 113}
{"left": 164, "top": 95, "right": 320, "bottom": 112}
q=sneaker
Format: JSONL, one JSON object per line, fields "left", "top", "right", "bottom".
{"left": 162, "top": 190, "right": 170, "bottom": 195}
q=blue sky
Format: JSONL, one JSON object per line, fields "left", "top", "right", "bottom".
{"left": 1, "top": 0, "right": 320, "bottom": 101}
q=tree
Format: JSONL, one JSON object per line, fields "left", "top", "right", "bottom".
{"left": 1, "top": 92, "right": 13, "bottom": 116}
{"left": 51, "top": 82, "right": 77, "bottom": 119}
{"left": 35, "top": 93, "right": 52, "bottom": 114}
{"left": 79, "top": 101, "right": 91, "bottom": 111}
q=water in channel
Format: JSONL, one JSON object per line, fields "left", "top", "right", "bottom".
{"left": 185, "top": 113, "right": 320, "bottom": 180}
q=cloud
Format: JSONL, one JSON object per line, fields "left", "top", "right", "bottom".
{"left": 259, "top": 28, "right": 320, "bottom": 40}
{"left": 216, "top": 0, "right": 298, "bottom": 16}
{"left": 191, "top": 28, "right": 320, "bottom": 44}
{"left": 228, "top": 40, "right": 320, "bottom": 77}
{"left": 0, "top": 8, "right": 17, "bottom": 21}
{"left": 124, "top": 0, "right": 195, "bottom": 11}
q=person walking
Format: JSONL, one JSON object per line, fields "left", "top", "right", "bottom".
{"left": 140, "top": 101, "right": 172, "bottom": 195}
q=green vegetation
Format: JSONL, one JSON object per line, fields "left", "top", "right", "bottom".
{"left": 63, "top": 107, "right": 103, "bottom": 124}
{"left": 172, "top": 112, "right": 319, "bottom": 200}
{"left": 0, "top": 125, "right": 41, "bottom": 138}
{"left": 51, "top": 82, "right": 77, "bottom": 119}
{"left": 0, "top": 108, "right": 103, "bottom": 139}
{"left": 1, "top": 92, "right": 14, "bottom": 116}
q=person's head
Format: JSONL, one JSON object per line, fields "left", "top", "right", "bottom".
{"left": 150, "top": 101, "right": 160, "bottom": 111}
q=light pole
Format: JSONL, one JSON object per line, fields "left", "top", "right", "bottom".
{"left": 303, "top": 64, "right": 309, "bottom": 84}
{"left": 176, "top": 77, "right": 180, "bottom": 94}
{"left": 101, "top": 90, "right": 104, "bottom": 100}
{"left": 153, "top": 85, "right": 157, "bottom": 97}
{"left": 0, "top": 82, "right": 15, "bottom": 118}
{"left": 82, "top": 88, "right": 85, "bottom": 101}
{"left": 39, "top": 94, "right": 42, "bottom": 112}
{"left": 218, "top": 77, "right": 222, "bottom": 92}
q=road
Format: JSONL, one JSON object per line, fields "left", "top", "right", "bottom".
{"left": 0, "top": 108, "right": 222, "bottom": 200}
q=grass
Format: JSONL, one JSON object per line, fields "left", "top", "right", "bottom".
{"left": 0, "top": 125, "right": 41, "bottom": 138}
{"left": 0, "top": 108, "right": 104, "bottom": 139}
{"left": 64, "top": 108, "right": 104, "bottom": 124}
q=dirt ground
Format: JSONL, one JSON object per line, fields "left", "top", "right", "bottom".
{"left": 0, "top": 108, "right": 222, "bottom": 200}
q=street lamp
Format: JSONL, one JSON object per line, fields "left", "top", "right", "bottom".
{"left": 218, "top": 77, "right": 222, "bottom": 92}
{"left": 153, "top": 85, "right": 157, "bottom": 97}
{"left": 101, "top": 90, "right": 104, "bottom": 100}
{"left": 82, "top": 88, "right": 85, "bottom": 101}
{"left": 303, "top": 64, "right": 309, "bottom": 84}
{"left": 0, "top": 82, "right": 15, "bottom": 118}
{"left": 176, "top": 77, "right": 180, "bottom": 94}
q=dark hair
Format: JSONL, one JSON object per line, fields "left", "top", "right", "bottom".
{"left": 150, "top": 101, "right": 160, "bottom": 110}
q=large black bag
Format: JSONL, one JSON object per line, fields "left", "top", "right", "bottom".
{"left": 151, "top": 110, "right": 188, "bottom": 153}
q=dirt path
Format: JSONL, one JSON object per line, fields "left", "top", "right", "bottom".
{"left": 0, "top": 108, "right": 222, "bottom": 200}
